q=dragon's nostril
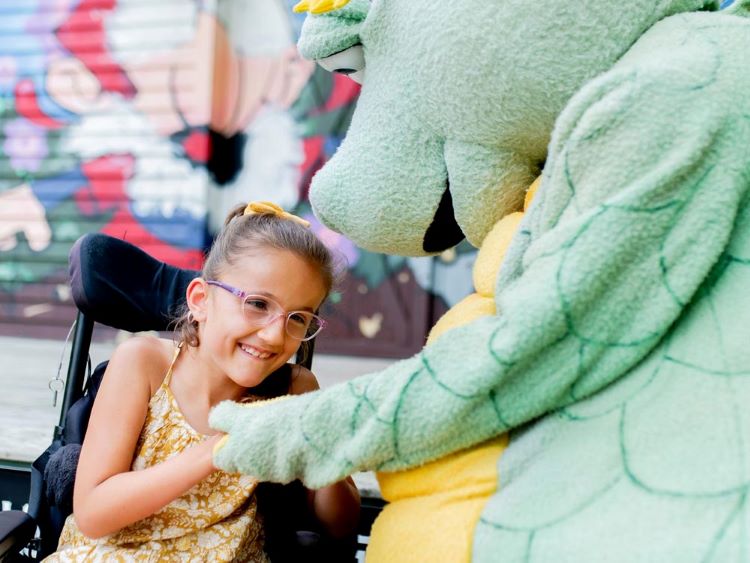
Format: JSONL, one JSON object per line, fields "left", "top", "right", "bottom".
{"left": 423, "top": 184, "right": 465, "bottom": 253}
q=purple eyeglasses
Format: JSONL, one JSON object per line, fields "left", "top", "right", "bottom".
{"left": 206, "top": 280, "right": 326, "bottom": 341}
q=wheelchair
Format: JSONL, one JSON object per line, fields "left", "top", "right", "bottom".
{"left": 0, "top": 233, "right": 383, "bottom": 562}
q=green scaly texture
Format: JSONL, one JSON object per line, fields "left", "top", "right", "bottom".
{"left": 212, "top": 2, "right": 750, "bottom": 559}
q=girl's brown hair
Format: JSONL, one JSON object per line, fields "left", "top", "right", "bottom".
{"left": 173, "top": 203, "right": 339, "bottom": 363}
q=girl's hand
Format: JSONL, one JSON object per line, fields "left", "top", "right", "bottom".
{"left": 203, "top": 433, "right": 227, "bottom": 471}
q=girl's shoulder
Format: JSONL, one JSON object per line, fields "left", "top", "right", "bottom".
{"left": 289, "top": 364, "right": 320, "bottom": 395}
{"left": 109, "top": 336, "right": 175, "bottom": 395}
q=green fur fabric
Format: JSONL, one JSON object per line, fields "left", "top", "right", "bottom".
{"left": 211, "top": 1, "right": 750, "bottom": 559}
{"left": 296, "top": 0, "right": 369, "bottom": 60}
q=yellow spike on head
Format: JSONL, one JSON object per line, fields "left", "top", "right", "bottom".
{"left": 293, "top": 0, "right": 352, "bottom": 14}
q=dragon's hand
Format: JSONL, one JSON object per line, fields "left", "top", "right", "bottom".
{"left": 210, "top": 395, "right": 301, "bottom": 482}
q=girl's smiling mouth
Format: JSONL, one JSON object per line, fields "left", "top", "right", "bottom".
{"left": 238, "top": 343, "right": 275, "bottom": 360}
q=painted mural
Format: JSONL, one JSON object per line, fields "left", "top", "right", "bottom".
{"left": 0, "top": 0, "right": 474, "bottom": 354}
{"left": 6, "top": 0, "right": 737, "bottom": 351}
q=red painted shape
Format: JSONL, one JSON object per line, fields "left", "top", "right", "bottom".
{"left": 76, "top": 154, "right": 203, "bottom": 269}
{"left": 56, "top": 0, "right": 136, "bottom": 99}
{"left": 182, "top": 130, "right": 211, "bottom": 164}
{"left": 298, "top": 136, "right": 325, "bottom": 200}
{"left": 101, "top": 207, "right": 205, "bottom": 269}
{"left": 75, "top": 154, "right": 135, "bottom": 214}
{"left": 301, "top": 136, "right": 324, "bottom": 175}
{"left": 315, "top": 75, "right": 360, "bottom": 116}
{"left": 14, "top": 79, "right": 66, "bottom": 129}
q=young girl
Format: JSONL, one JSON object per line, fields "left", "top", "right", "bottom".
{"left": 45, "top": 202, "right": 360, "bottom": 562}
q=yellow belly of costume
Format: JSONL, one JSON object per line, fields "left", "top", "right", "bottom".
{"left": 368, "top": 435, "right": 508, "bottom": 562}
{"left": 366, "top": 292, "right": 506, "bottom": 563}
{"left": 365, "top": 182, "right": 538, "bottom": 562}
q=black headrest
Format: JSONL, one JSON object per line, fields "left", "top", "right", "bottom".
{"left": 68, "top": 234, "right": 199, "bottom": 332}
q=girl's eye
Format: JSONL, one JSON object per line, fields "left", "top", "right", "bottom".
{"left": 245, "top": 298, "right": 269, "bottom": 312}
{"left": 288, "top": 312, "right": 309, "bottom": 326}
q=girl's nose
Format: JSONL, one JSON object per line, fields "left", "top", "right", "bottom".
{"left": 256, "top": 314, "right": 287, "bottom": 343}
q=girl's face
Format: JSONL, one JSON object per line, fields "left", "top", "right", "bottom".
{"left": 192, "top": 248, "right": 327, "bottom": 389}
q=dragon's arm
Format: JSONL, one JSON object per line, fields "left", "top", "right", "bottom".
{"left": 211, "top": 58, "right": 749, "bottom": 489}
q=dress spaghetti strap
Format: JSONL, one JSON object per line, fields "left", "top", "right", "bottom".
{"left": 163, "top": 343, "right": 182, "bottom": 386}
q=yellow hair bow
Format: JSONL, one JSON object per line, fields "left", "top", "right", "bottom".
{"left": 293, "top": 0, "right": 351, "bottom": 14}
{"left": 243, "top": 201, "right": 311, "bottom": 229}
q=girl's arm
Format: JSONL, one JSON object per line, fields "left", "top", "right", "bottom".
{"left": 72, "top": 337, "right": 222, "bottom": 539}
{"left": 290, "top": 366, "right": 361, "bottom": 538}
{"left": 307, "top": 476, "right": 360, "bottom": 539}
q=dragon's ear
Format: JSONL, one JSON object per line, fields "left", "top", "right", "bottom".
{"left": 295, "top": 0, "right": 370, "bottom": 62}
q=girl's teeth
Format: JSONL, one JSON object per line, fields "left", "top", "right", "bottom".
{"left": 240, "top": 344, "right": 271, "bottom": 359}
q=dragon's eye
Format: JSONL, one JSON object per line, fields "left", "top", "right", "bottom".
{"left": 317, "top": 44, "right": 365, "bottom": 85}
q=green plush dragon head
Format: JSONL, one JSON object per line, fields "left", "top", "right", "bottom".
{"left": 297, "top": 0, "right": 717, "bottom": 256}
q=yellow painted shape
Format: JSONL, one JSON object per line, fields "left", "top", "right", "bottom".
{"left": 371, "top": 436, "right": 508, "bottom": 562}
{"left": 473, "top": 212, "right": 524, "bottom": 298}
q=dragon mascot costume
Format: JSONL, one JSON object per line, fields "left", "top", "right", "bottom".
{"left": 211, "top": 0, "right": 750, "bottom": 560}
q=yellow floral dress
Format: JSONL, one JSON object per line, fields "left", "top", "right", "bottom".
{"left": 45, "top": 346, "right": 267, "bottom": 562}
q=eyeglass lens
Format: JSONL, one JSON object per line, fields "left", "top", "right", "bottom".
{"left": 242, "top": 296, "right": 323, "bottom": 340}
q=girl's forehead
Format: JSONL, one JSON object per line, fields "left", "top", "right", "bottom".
{"left": 223, "top": 249, "right": 326, "bottom": 306}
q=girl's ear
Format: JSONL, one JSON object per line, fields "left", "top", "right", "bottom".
{"left": 186, "top": 278, "right": 209, "bottom": 322}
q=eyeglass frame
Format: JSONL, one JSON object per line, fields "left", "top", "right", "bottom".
{"left": 205, "top": 280, "right": 327, "bottom": 341}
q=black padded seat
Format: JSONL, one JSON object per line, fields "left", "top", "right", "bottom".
{"left": 69, "top": 233, "right": 198, "bottom": 332}
{"left": 0, "top": 510, "right": 35, "bottom": 559}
